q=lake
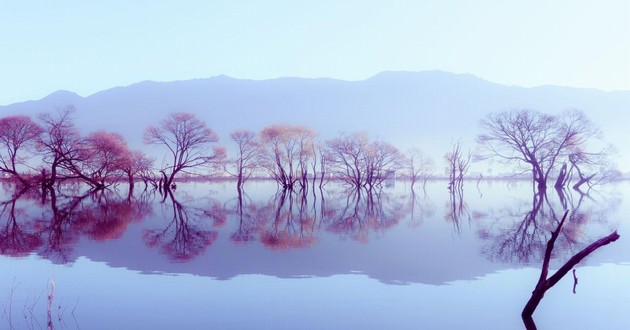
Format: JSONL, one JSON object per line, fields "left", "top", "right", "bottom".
{"left": 1, "top": 180, "right": 629, "bottom": 329}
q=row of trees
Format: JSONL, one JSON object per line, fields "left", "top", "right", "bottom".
{"left": 0, "top": 107, "right": 612, "bottom": 193}
{"left": 0, "top": 107, "right": 153, "bottom": 191}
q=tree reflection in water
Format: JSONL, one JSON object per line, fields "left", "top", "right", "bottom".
{"left": 0, "top": 180, "right": 621, "bottom": 267}
{"left": 445, "top": 182, "right": 470, "bottom": 233}
{"left": 260, "top": 189, "right": 317, "bottom": 250}
{"left": 229, "top": 190, "right": 270, "bottom": 244}
{"left": 0, "top": 188, "right": 43, "bottom": 257}
{"left": 143, "top": 191, "right": 222, "bottom": 262}
{"left": 322, "top": 187, "right": 408, "bottom": 243}
{"left": 0, "top": 184, "right": 153, "bottom": 263}
{"left": 477, "top": 184, "right": 620, "bottom": 264}
{"left": 408, "top": 187, "right": 436, "bottom": 228}
{"left": 227, "top": 185, "right": 411, "bottom": 248}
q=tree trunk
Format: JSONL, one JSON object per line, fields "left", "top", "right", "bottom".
{"left": 554, "top": 163, "right": 567, "bottom": 189}
{"left": 522, "top": 211, "right": 619, "bottom": 329}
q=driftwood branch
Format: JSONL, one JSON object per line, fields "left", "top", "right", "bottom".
{"left": 522, "top": 210, "right": 620, "bottom": 330}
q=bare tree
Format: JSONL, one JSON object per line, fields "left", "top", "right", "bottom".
{"left": 478, "top": 109, "right": 600, "bottom": 192}
{"left": 37, "top": 106, "right": 84, "bottom": 188}
{"left": 445, "top": 140, "right": 471, "bottom": 192}
{"left": 225, "top": 129, "right": 259, "bottom": 191}
{"left": 404, "top": 148, "right": 434, "bottom": 191}
{"left": 120, "top": 150, "right": 154, "bottom": 191}
{"left": 326, "top": 132, "right": 369, "bottom": 188}
{"left": 143, "top": 112, "right": 225, "bottom": 189}
{"left": 0, "top": 115, "right": 42, "bottom": 186}
{"left": 364, "top": 140, "right": 402, "bottom": 190}
{"left": 326, "top": 132, "right": 402, "bottom": 190}
{"left": 259, "top": 124, "right": 316, "bottom": 190}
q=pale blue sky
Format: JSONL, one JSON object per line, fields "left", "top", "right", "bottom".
{"left": 1, "top": 0, "right": 629, "bottom": 106}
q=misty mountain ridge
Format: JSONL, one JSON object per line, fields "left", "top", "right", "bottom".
{"left": 2, "top": 71, "right": 629, "bottom": 172}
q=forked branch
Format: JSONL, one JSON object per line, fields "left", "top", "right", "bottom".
{"left": 522, "top": 210, "right": 619, "bottom": 329}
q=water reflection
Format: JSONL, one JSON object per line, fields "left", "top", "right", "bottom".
{"left": 0, "top": 180, "right": 623, "bottom": 283}
{"left": 322, "top": 188, "right": 408, "bottom": 242}
{"left": 408, "top": 188, "right": 436, "bottom": 228}
{"left": 445, "top": 183, "right": 470, "bottom": 232}
{"left": 143, "top": 191, "right": 223, "bottom": 262}
{"left": 0, "top": 189, "right": 42, "bottom": 257}
{"left": 0, "top": 185, "right": 152, "bottom": 263}
{"left": 477, "top": 185, "right": 620, "bottom": 264}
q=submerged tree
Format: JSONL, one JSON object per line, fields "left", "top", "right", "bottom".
{"left": 120, "top": 150, "right": 154, "bottom": 191}
{"left": 0, "top": 115, "right": 42, "bottom": 186}
{"left": 258, "top": 124, "right": 316, "bottom": 190}
{"left": 144, "top": 112, "right": 225, "bottom": 189}
{"left": 225, "top": 129, "right": 260, "bottom": 191}
{"left": 77, "top": 131, "right": 132, "bottom": 188}
{"left": 404, "top": 148, "right": 433, "bottom": 191}
{"left": 522, "top": 211, "right": 619, "bottom": 329}
{"left": 37, "top": 106, "right": 85, "bottom": 188}
{"left": 477, "top": 109, "right": 600, "bottom": 192}
{"left": 445, "top": 140, "right": 471, "bottom": 192}
{"left": 325, "top": 132, "right": 402, "bottom": 190}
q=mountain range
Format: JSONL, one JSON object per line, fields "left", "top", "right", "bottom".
{"left": 2, "top": 71, "right": 629, "bottom": 172}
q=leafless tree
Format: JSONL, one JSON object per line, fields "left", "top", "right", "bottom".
{"left": 445, "top": 140, "right": 471, "bottom": 192}
{"left": 326, "top": 132, "right": 369, "bottom": 188}
{"left": 0, "top": 115, "right": 42, "bottom": 186}
{"left": 364, "top": 140, "right": 402, "bottom": 189}
{"left": 225, "top": 129, "right": 259, "bottom": 191}
{"left": 120, "top": 150, "right": 154, "bottom": 191}
{"left": 326, "top": 132, "right": 402, "bottom": 190}
{"left": 144, "top": 112, "right": 225, "bottom": 189}
{"left": 259, "top": 124, "right": 316, "bottom": 190}
{"left": 404, "top": 148, "right": 434, "bottom": 191}
{"left": 37, "top": 106, "right": 85, "bottom": 188}
{"left": 478, "top": 109, "right": 601, "bottom": 192}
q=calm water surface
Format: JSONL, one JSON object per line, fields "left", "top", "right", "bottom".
{"left": 1, "top": 180, "right": 629, "bottom": 329}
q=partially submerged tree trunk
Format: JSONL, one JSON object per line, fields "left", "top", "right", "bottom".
{"left": 522, "top": 211, "right": 619, "bottom": 329}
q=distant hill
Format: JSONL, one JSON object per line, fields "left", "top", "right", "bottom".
{"left": 2, "top": 71, "right": 629, "bottom": 171}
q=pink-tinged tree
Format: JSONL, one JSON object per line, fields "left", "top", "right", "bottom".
{"left": 259, "top": 124, "right": 316, "bottom": 190}
{"left": 143, "top": 112, "right": 225, "bottom": 189}
{"left": 78, "top": 131, "right": 132, "bottom": 188}
{"left": 225, "top": 129, "right": 260, "bottom": 191}
{"left": 120, "top": 150, "right": 154, "bottom": 191}
{"left": 0, "top": 115, "right": 42, "bottom": 186}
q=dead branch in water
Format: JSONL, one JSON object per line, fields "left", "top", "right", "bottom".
{"left": 522, "top": 210, "right": 620, "bottom": 329}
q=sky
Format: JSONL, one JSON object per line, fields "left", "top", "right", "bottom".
{"left": 1, "top": 0, "right": 629, "bottom": 106}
